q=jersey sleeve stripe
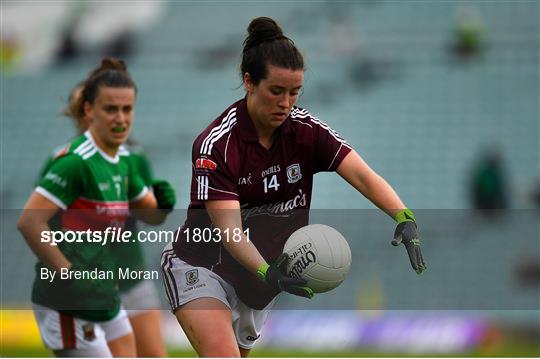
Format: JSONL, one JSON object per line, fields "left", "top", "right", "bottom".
{"left": 131, "top": 186, "right": 149, "bottom": 202}
{"left": 205, "top": 116, "right": 237, "bottom": 156}
{"left": 73, "top": 140, "right": 92, "bottom": 155}
{"left": 196, "top": 175, "right": 238, "bottom": 200}
{"left": 291, "top": 108, "right": 352, "bottom": 149}
{"left": 201, "top": 108, "right": 236, "bottom": 155}
{"left": 35, "top": 186, "right": 67, "bottom": 210}
{"left": 328, "top": 143, "right": 344, "bottom": 170}
{"left": 224, "top": 125, "right": 236, "bottom": 163}
{"left": 197, "top": 175, "right": 203, "bottom": 200}
{"left": 204, "top": 176, "right": 209, "bottom": 200}
{"left": 81, "top": 148, "right": 97, "bottom": 160}
{"left": 76, "top": 145, "right": 95, "bottom": 158}
{"left": 205, "top": 180, "right": 238, "bottom": 197}
{"left": 291, "top": 108, "right": 308, "bottom": 117}
{"left": 291, "top": 119, "right": 313, "bottom": 128}
{"left": 310, "top": 117, "right": 351, "bottom": 147}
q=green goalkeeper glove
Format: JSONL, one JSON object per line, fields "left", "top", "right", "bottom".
{"left": 152, "top": 179, "right": 176, "bottom": 212}
{"left": 257, "top": 253, "right": 314, "bottom": 299}
{"left": 392, "top": 209, "right": 427, "bottom": 274}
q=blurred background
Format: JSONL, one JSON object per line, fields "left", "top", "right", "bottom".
{"left": 1, "top": 0, "right": 539, "bottom": 357}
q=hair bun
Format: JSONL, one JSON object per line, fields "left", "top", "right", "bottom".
{"left": 100, "top": 57, "right": 127, "bottom": 72}
{"left": 244, "top": 17, "right": 285, "bottom": 50}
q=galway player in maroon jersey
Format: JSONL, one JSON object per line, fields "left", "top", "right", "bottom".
{"left": 161, "top": 17, "right": 426, "bottom": 357}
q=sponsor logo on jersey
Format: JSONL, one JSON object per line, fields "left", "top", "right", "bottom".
{"left": 95, "top": 204, "right": 129, "bottom": 216}
{"left": 195, "top": 157, "right": 217, "bottom": 171}
{"left": 286, "top": 163, "right": 302, "bottom": 183}
{"left": 82, "top": 324, "right": 96, "bottom": 341}
{"left": 64, "top": 198, "right": 129, "bottom": 231}
{"left": 246, "top": 334, "right": 260, "bottom": 341}
{"left": 44, "top": 172, "right": 67, "bottom": 188}
{"left": 98, "top": 182, "right": 110, "bottom": 191}
{"left": 185, "top": 269, "right": 199, "bottom": 286}
{"left": 261, "top": 165, "right": 280, "bottom": 178}
{"left": 240, "top": 188, "right": 307, "bottom": 221}
{"left": 238, "top": 173, "right": 252, "bottom": 186}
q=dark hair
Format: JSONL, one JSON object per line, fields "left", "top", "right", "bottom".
{"left": 241, "top": 17, "right": 304, "bottom": 85}
{"left": 67, "top": 57, "right": 137, "bottom": 121}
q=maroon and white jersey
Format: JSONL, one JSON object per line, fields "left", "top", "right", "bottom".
{"left": 173, "top": 98, "right": 352, "bottom": 309}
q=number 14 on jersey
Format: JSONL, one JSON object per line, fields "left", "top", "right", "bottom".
{"left": 263, "top": 175, "right": 280, "bottom": 193}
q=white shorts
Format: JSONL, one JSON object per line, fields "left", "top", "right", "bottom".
{"left": 161, "top": 244, "right": 274, "bottom": 349}
{"left": 32, "top": 303, "right": 132, "bottom": 352}
{"left": 120, "top": 279, "right": 161, "bottom": 317}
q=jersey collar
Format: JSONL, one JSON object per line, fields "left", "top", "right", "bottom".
{"left": 84, "top": 131, "right": 120, "bottom": 164}
{"left": 236, "top": 98, "right": 293, "bottom": 142}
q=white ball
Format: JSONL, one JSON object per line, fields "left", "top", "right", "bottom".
{"left": 283, "top": 224, "right": 352, "bottom": 293}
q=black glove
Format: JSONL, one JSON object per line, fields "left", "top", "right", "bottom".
{"left": 392, "top": 209, "right": 426, "bottom": 274}
{"left": 257, "top": 253, "right": 314, "bottom": 298}
{"left": 152, "top": 179, "right": 176, "bottom": 212}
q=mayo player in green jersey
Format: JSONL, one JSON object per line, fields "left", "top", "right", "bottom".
{"left": 57, "top": 84, "right": 169, "bottom": 357}
{"left": 18, "top": 58, "right": 176, "bottom": 358}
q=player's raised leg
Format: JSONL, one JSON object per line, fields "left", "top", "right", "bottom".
{"left": 175, "top": 297, "right": 240, "bottom": 357}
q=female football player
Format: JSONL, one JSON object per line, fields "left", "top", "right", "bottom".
{"left": 18, "top": 57, "right": 175, "bottom": 357}
{"left": 161, "top": 17, "right": 426, "bottom": 357}
{"left": 59, "top": 84, "right": 168, "bottom": 357}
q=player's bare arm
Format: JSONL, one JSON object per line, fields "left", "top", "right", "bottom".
{"left": 205, "top": 200, "right": 312, "bottom": 298}
{"left": 336, "top": 150, "right": 426, "bottom": 273}
{"left": 336, "top": 150, "right": 405, "bottom": 217}
{"left": 205, "top": 200, "right": 266, "bottom": 274}
{"left": 17, "top": 192, "right": 71, "bottom": 271}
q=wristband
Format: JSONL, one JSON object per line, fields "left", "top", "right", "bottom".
{"left": 395, "top": 208, "right": 416, "bottom": 224}
{"left": 256, "top": 263, "right": 269, "bottom": 282}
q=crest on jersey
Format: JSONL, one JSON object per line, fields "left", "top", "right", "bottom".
{"left": 185, "top": 269, "right": 199, "bottom": 286}
{"left": 286, "top": 163, "right": 302, "bottom": 183}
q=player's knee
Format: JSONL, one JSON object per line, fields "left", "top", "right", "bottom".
{"left": 199, "top": 341, "right": 240, "bottom": 357}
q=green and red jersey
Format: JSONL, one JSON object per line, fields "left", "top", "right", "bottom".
{"left": 40, "top": 141, "right": 155, "bottom": 294}
{"left": 32, "top": 131, "right": 148, "bottom": 321}
{"left": 111, "top": 142, "right": 154, "bottom": 292}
